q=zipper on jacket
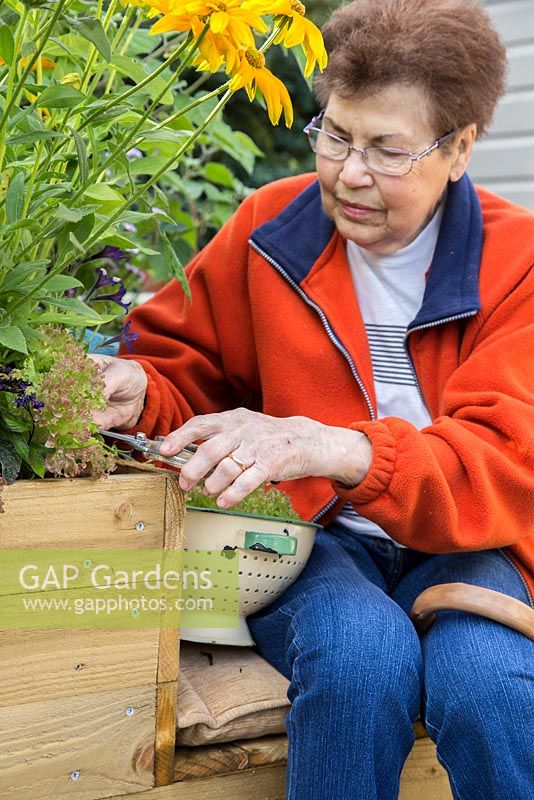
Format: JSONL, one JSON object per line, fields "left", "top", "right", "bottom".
{"left": 403, "top": 310, "right": 479, "bottom": 408}
{"left": 249, "top": 238, "right": 376, "bottom": 524}
{"left": 498, "top": 549, "right": 534, "bottom": 607}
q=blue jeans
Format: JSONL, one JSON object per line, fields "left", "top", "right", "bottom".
{"left": 248, "top": 524, "right": 534, "bottom": 800}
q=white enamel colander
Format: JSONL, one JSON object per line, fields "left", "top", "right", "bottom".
{"left": 180, "top": 507, "right": 320, "bottom": 646}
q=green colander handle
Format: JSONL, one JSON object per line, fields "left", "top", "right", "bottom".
{"left": 244, "top": 531, "right": 298, "bottom": 556}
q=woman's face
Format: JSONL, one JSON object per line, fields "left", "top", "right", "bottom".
{"left": 316, "top": 85, "right": 474, "bottom": 255}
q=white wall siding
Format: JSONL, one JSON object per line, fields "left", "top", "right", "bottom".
{"left": 470, "top": 1, "right": 534, "bottom": 209}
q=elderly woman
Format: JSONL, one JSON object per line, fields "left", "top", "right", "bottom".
{"left": 95, "top": 0, "right": 534, "bottom": 797}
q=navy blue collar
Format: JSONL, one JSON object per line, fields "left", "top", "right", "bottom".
{"left": 250, "top": 173, "right": 482, "bottom": 328}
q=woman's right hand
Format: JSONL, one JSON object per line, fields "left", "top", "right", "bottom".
{"left": 89, "top": 354, "right": 148, "bottom": 431}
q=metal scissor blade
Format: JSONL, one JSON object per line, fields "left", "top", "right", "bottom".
{"left": 98, "top": 429, "right": 146, "bottom": 451}
{"left": 98, "top": 429, "right": 210, "bottom": 473}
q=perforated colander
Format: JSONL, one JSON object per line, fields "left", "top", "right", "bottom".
{"left": 180, "top": 507, "right": 320, "bottom": 646}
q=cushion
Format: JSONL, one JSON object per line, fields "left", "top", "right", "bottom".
{"left": 176, "top": 642, "right": 290, "bottom": 746}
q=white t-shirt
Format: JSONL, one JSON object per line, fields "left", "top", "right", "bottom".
{"left": 334, "top": 207, "right": 444, "bottom": 546}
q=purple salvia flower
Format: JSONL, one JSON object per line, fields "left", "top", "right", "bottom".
{"left": 85, "top": 267, "right": 121, "bottom": 301}
{"left": 90, "top": 246, "right": 128, "bottom": 262}
{"left": 94, "top": 284, "right": 130, "bottom": 312}
{"left": 98, "top": 320, "right": 139, "bottom": 353}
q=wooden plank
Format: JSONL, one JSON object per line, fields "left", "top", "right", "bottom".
{"left": 172, "top": 727, "right": 450, "bottom": 798}
{"left": 154, "top": 682, "right": 178, "bottom": 787}
{"left": 399, "top": 737, "right": 452, "bottom": 800}
{"left": 173, "top": 726, "right": 432, "bottom": 781}
{"left": 0, "top": 474, "right": 166, "bottom": 549}
{"left": 0, "top": 628, "right": 159, "bottom": 706}
{"left": 153, "top": 475, "right": 184, "bottom": 787}
{"left": 0, "top": 685, "right": 156, "bottom": 800}
{"left": 156, "top": 474, "right": 184, "bottom": 685}
{"left": 102, "top": 747, "right": 452, "bottom": 800}
{"left": 174, "top": 736, "right": 289, "bottom": 781}
{"left": 102, "top": 766, "right": 287, "bottom": 800}
{"left": 98, "top": 727, "right": 451, "bottom": 800}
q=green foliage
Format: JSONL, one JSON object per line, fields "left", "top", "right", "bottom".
{"left": 0, "top": 0, "right": 327, "bottom": 494}
{"left": 0, "top": 3, "right": 268, "bottom": 486}
{"left": 186, "top": 483, "right": 301, "bottom": 521}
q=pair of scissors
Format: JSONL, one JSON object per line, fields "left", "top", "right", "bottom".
{"left": 98, "top": 429, "right": 214, "bottom": 474}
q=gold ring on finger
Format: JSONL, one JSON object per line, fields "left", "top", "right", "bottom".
{"left": 227, "top": 452, "right": 252, "bottom": 472}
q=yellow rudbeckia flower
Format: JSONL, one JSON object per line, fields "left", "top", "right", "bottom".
{"left": 244, "top": 0, "right": 327, "bottom": 77}
{"left": 230, "top": 47, "right": 293, "bottom": 127}
{"left": 144, "top": 0, "right": 267, "bottom": 73}
{"left": 146, "top": 0, "right": 267, "bottom": 38}
{"left": 190, "top": 16, "right": 244, "bottom": 72}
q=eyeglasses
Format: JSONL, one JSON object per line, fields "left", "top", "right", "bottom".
{"left": 303, "top": 111, "right": 457, "bottom": 177}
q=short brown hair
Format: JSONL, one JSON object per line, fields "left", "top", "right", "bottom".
{"left": 314, "top": 0, "right": 507, "bottom": 136}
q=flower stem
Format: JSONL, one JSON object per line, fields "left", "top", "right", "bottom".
{"left": 0, "top": 5, "right": 29, "bottom": 175}
{"left": 79, "top": 33, "right": 193, "bottom": 131}
{"left": 0, "top": 0, "right": 70, "bottom": 144}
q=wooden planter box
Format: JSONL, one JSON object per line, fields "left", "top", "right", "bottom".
{"left": 0, "top": 469, "right": 452, "bottom": 800}
{"left": 0, "top": 469, "right": 184, "bottom": 800}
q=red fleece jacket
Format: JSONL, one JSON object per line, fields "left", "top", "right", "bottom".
{"left": 121, "top": 173, "right": 534, "bottom": 602}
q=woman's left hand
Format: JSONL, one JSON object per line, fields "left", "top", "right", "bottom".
{"left": 157, "top": 408, "right": 372, "bottom": 508}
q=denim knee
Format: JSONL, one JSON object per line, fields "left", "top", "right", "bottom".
{"left": 423, "top": 613, "right": 534, "bottom": 738}
{"left": 285, "top": 587, "right": 422, "bottom": 714}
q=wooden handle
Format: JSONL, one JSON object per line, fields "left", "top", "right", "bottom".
{"left": 410, "top": 582, "right": 534, "bottom": 640}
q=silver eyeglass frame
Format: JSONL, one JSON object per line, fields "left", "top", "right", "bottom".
{"left": 303, "top": 110, "right": 457, "bottom": 176}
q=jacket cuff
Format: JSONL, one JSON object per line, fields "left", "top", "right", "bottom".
{"left": 331, "top": 420, "right": 397, "bottom": 504}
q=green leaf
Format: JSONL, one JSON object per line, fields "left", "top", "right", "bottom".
{"left": 160, "top": 230, "right": 190, "bottom": 300}
{"left": 126, "top": 155, "right": 171, "bottom": 176}
{"left": 0, "top": 218, "right": 40, "bottom": 236}
{"left": 128, "top": 28, "right": 158, "bottom": 56}
{"left": 10, "top": 434, "right": 30, "bottom": 466}
{"left": 35, "top": 84, "right": 85, "bottom": 110}
{"left": 100, "top": 232, "right": 159, "bottom": 255}
{"left": 70, "top": 212, "right": 95, "bottom": 244}
{"left": 55, "top": 203, "right": 83, "bottom": 223}
{"left": 203, "top": 162, "right": 235, "bottom": 188}
{"left": 109, "top": 55, "right": 173, "bottom": 104}
{"left": 36, "top": 311, "right": 118, "bottom": 327}
{"left": 1, "top": 413, "right": 29, "bottom": 434}
{"left": 67, "top": 16, "right": 111, "bottom": 62}
{"left": 6, "top": 130, "right": 66, "bottom": 146}
{"left": 38, "top": 296, "right": 101, "bottom": 319}
{"left": 41, "top": 275, "right": 83, "bottom": 292}
{"left": 20, "top": 40, "right": 36, "bottom": 59}
{"left": 0, "top": 24, "right": 15, "bottom": 65}
{"left": 137, "top": 128, "right": 191, "bottom": 145}
{"left": 153, "top": 184, "right": 171, "bottom": 216}
{"left": 26, "top": 442, "right": 47, "bottom": 478}
{"left": 84, "top": 183, "right": 124, "bottom": 207}
{"left": 69, "top": 127, "right": 88, "bottom": 186}
{"left": 0, "top": 325, "right": 28, "bottom": 354}
{"left": 117, "top": 210, "right": 164, "bottom": 224}
{"left": 110, "top": 54, "right": 146, "bottom": 84}
{"left": 43, "top": 34, "right": 89, "bottom": 59}
{"left": 6, "top": 173, "right": 25, "bottom": 224}
{"left": 0, "top": 439, "right": 22, "bottom": 484}
{"left": 0, "top": 262, "right": 49, "bottom": 293}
